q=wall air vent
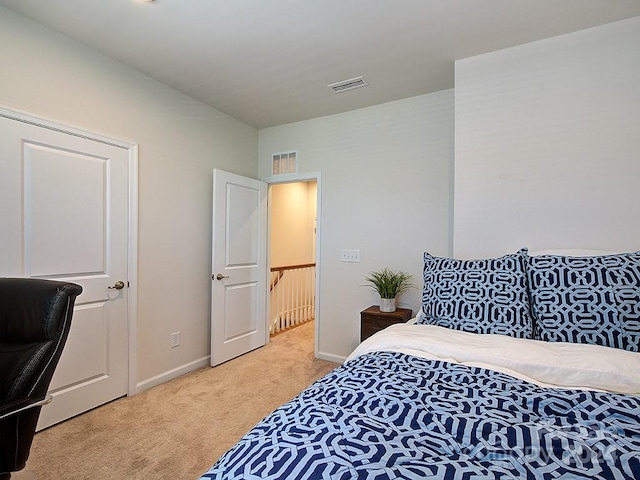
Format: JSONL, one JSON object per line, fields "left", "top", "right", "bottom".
{"left": 272, "top": 151, "right": 297, "bottom": 175}
{"left": 327, "top": 76, "right": 368, "bottom": 94}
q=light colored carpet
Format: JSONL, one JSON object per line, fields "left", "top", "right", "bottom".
{"left": 14, "top": 321, "right": 338, "bottom": 480}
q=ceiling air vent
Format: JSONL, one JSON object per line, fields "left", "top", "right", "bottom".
{"left": 327, "top": 76, "right": 368, "bottom": 94}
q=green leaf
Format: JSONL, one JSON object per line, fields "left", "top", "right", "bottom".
{"left": 363, "top": 268, "right": 415, "bottom": 299}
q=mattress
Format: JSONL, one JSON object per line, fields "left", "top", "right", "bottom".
{"left": 199, "top": 324, "right": 640, "bottom": 479}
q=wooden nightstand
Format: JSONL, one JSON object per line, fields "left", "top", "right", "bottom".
{"left": 360, "top": 305, "right": 412, "bottom": 341}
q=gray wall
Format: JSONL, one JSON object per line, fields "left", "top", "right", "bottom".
{"left": 259, "top": 91, "right": 455, "bottom": 360}
{"left": 4, "top": 5, "right": 634, "bottom": 373}
{"left": 454, "top": 17, "right": 640, "bottom": 258}
{"left": 0, "top": 7, "right": 258, "bottom": 385}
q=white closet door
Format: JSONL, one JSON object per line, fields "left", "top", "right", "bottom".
{"left": 0, "top": 115, "right": 129, "bottom": 429}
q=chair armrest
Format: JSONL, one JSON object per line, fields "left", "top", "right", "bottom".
{"left": 0, "top": 394, "right": 53, "bottom": 420}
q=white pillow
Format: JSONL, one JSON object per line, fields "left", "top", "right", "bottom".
{"left": 529, "top": 249, "right": 617, "bottom": 257}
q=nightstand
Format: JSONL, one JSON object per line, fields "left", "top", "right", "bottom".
{"left": 360, "top": 305, "right": 412, "bottom": 341}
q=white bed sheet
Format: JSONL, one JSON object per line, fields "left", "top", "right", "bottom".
{"left": 347, "top": 323, "right": 640, "bottom": 395}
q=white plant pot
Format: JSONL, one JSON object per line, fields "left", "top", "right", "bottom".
{"left": 379, "top": 297, "right": 396, "bottom": 313}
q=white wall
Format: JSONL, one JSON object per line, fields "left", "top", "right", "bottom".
{"left": 454, "top": 16, "right": 640, "bottom": 258}
{"left": 259, "top": 91, "right": 454, "bottom": 360}
{"left": 0, "top": 7, "right": 258, "bottom": 385}
{"left": 270, "top": 182, "right": 316, "bottom": 267}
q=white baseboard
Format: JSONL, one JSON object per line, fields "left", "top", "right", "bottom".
{"left": 317, "top": 351, "right": 346, "bottom": 364}
{"left": 134, "top": 355, "right": 210, "bottom": 394}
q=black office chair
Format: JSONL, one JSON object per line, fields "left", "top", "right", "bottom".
{"left": 0, "top": 278, "right": 82, "bottom": 479}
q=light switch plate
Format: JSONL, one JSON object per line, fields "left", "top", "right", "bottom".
{"left": 341, "top": 249, "right": 360, "bottom": 262}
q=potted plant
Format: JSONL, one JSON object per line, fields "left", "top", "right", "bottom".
{"left": 364, "top": 268, "right": 414, "bottom": 312}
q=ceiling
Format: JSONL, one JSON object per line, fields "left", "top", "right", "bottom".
{"left": 2, "top": 0, "right": 640, "bottom": 129}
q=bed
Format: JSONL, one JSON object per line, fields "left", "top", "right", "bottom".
{"left": 200, "top": 249, "right": 640, "bottom": 479}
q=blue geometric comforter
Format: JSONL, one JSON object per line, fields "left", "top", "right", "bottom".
{"left": 200, "top": 351, "right": 640, "bottom": 479}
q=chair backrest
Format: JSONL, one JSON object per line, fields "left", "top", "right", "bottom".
{"left": 0, "top": 278, "right": 82, "bottom": 476}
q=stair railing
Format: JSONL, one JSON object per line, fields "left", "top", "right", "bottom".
{"left": 269, "top": 263, "right": 315, "bottom": 334}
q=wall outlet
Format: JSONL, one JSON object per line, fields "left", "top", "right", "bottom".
{"left": 171, "top": 331, "right": 181, "bottom": 348}
{"left": 341, "top": 249, "right": 360, "bottom": 262}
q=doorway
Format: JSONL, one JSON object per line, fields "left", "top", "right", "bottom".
{"left": 268, "top": 180, "right": 318, "bottom": 348}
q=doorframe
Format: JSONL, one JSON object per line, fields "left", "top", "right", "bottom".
{"left": 0, "top": 105, "right": 139, "bottom": 396}
{"left": 262, "top": 172, "right": 321, "bottom": 358}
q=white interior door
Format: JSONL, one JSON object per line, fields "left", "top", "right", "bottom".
{"left": 211, "top": 169, "right": 267, "bottom": 366}
{"left": 0, "top": 114, "right": 129, "bottom": 429}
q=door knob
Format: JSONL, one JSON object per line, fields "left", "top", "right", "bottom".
{"left": 215, "top": 274, "right": 229, "bottom": 281}
{"left": 108, "top": 280, "right": 126, "bottom": 290}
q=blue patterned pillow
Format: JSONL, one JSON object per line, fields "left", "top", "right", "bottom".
{"left": 417, "top": 249, "right": 533, "bottom": 338}
{"left": 527, "top": 252, "right": 640, "bottom": 352}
